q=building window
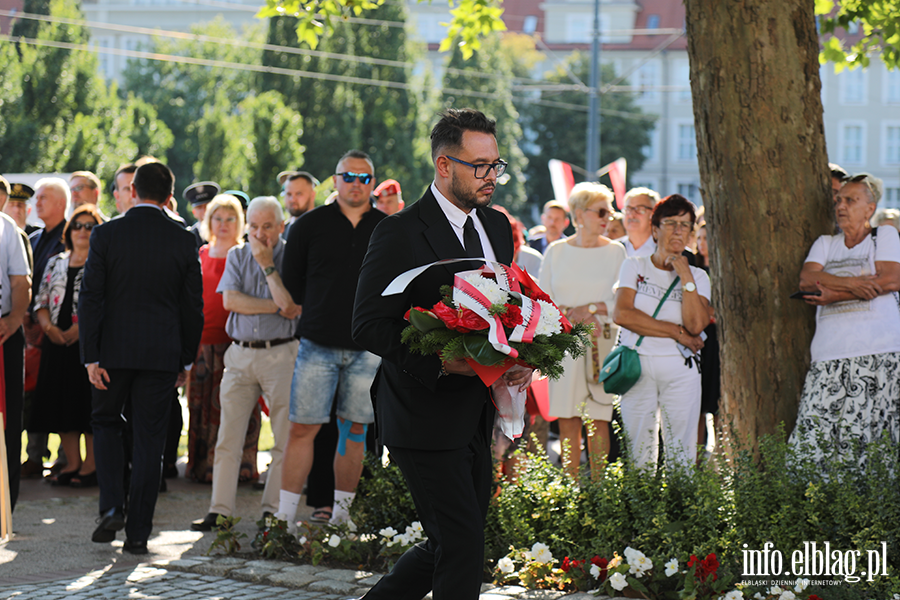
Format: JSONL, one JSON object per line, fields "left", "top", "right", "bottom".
{"left": 523, "top": 15, "right": 538, "bottom": 34}
{"left": 677, "top": 182, "right": 699, "bottom": 203}
{"left": 677, "top": 122, "right": 696, "bottom": 161}
{"left": 566, "top": 13, "right": 609, "bottom": 44}
{"left": 675, "top": 59, "right": 691, "bottom": 103}
{"left": 885, "top": 125, "right": 900, "bottom": 165}
{"left": 412, "top": 14, "right": 448, "bottom": 44}
{"left": 885, "top": 67, "right": 900, "bottom": 105}
{"left": 885, "top": 187, "right": 900, "bottom": 208}
{"left": 641, "top": 126, "right": 660, "bottom": 163}
{"left": 839, "top": 68, "right": 867, "bottom": 105}
{"left": 847, "top": 21, "right": 859, "bottom": 35}
{"left": 636, "top": 60, "right": 659, "bottom": 103}
{"left": 646, "top": 14, "right": 660, "bottom": 29}
{"left": 840, "top": 123, "right": 866, "bottom": 165}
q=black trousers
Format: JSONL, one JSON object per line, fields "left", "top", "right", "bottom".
{"left": 92, "top": 368, "right": 175, "bottom": 542}
{"left": 363, "top": 408, "right": 492, "bottom": 600}
{"left": 3, "top": 328, "right": 24, "bottom": 512}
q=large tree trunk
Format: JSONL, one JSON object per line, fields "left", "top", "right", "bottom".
{"left": 684, "top": 1, "right": 833, "bottom": 451}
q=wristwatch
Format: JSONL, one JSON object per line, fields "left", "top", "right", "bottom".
{"left": 263, "top": 265, "right": 277, "bottom": 277}
{"left": 683, "top": 282, "right": 697, "bottom": 293}
{"left": 588, "top": 303, "right": 598, "bottom": 314}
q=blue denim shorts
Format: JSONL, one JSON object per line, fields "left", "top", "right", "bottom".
{"left": 288, "top": 338, "right": 380, "bottom": 425}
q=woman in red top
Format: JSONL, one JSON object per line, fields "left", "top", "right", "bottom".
{"left": 186, "top": 195, "right": 261, "bottom": 482}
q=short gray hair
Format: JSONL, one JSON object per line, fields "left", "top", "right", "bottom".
{"left": 846, "top": 173, "right": 884, "bottom": 204}
{"left": 247, "top": 196, "right": 284, "bottom": 223}
{"left": 623, "top": 187, "right": 660, "bottom": 206}
{"left": 34, "top": 177, "right": 72, "bottom": 211}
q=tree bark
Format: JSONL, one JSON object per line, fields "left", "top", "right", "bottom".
{"left": 684, "top": 0, "right": 833, "bottom": 451}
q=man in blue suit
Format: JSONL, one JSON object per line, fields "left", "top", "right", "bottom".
{"left": 79, "top": 161, "right": 203, "bottom": 554}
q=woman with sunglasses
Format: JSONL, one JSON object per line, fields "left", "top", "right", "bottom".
{"left": 791, "top": 173, "right": 900, "bottom": 470}
{"left": 539, "top": 182, "right": 625, "bottom": 480}
{"left": 612, "top": 194, "right": 710, "bottom": 470}
{"left": 31, "top": 204, "right": 103, "bottom": 487}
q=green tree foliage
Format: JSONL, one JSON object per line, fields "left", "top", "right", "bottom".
{"left": 259, "top": 5, "right": 431, "bottom": 198}
{"left": 521, "top": 54, "right": 656, "bottom": 208}
{"left": 193, "top": 90, "right": 304, "bottom": 197}
{"left": 257, "top": 0, "right": 505, "bottom": 59}
{"left": 817, "top": 0, "right": 900, "bottom": 70}
{"left": 121, "top": 18, "right": 265, "bottom": 198}
{"left": 0, "top": 0, "right": 172, "bottom": 191}
{"left": 439, "top": 33, "right": 529, "bottom": 212}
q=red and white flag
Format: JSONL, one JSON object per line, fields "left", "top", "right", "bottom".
{"left": 548, "top": 159, "right": 575, "bottom": 208}
{"left": 604, "top": 158, "right": 627, "bottom": 210}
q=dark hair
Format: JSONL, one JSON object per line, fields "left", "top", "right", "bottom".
{"left": 63, "top": 204, "right": 103, "bottom": 250}
{"left": 430, "top": 108, "right": 497, "bottom": 161}
{"left": 651, "top": 194, "right": 697, "bottom": 229}
{"left": 113, "top": 163, "right": 138, "bottom": 190}
{"left": 288, "top": 172, "right": 318, "bottom": 186}
{"left": 335, "top": 150, "right": 373, "bottom": 173}
{"left": 829, "top": 163, "right": 849, "bottom": 182}
{"left": 132, "top": 162, "right": 174, "bottom": 203}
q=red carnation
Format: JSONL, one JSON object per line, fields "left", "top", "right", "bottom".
{"left": 499, "top": 304, "right": 523, "bottom": 328}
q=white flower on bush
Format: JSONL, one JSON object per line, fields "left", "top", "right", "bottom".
{"left": 410, "top": 521, "right": 424, "bottom": 537}
{"left": 769, "top": 586, "right": 783, "bottom": 596}
{"left": 793, "top": 579, "right": 809, "bottom": 593}
{"left": 327, "top": 534, "right": 341, "bottom": 548}
{"left": 609, "top": 572, "right": 628, "bottom": 591}
{"left": 497, "top": 557, "right": 516, "bottom": 574}
{"left": 664, "top": 558, "right": 679, "bottom": 577}
{"left": 779, "top": 592, "right": 795, "bottom": 600}
{"left": 629, "top": 554, "right": 653, "bottom": 577}
{"left": 530, "top": 542, "right": 553, "bottom": 564}
{"left": 298, "top": 536, "right": 307, "bottom": 545}
{"left": 379, "top": 527, "right": 398, "bottom": 539}
{"left": 723, "top": 591, "right": 743, "bottom": 600}
{"left": 590, "top": 564, "right": 602, "bottom": 579}
{"left": 464, "top": 273, "right": 509, "bottom": 307}
{"left": 534, "top": 300, "right": 563, "bottom": 336}
{"left": 753, "top": 593, "right": 764, "bottom": 600}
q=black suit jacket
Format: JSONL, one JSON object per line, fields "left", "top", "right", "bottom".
{"left": 352, "top": 188, "right": 514, "bottom": 450}
{"left": 78, "top": 205, "right": 204, "bottom": 372}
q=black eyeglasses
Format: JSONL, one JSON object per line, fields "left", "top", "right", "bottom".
{"left": 70, "top": 221, "right": 97, "bottom": 231}
{"left": 337, "top": 172, "right": 373, "bottom": 185}
{"left": 444, "top": 156, "right": 508, "bottom": 179}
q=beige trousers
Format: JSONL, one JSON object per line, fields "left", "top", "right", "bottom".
{"left": 209, "top": 340, "right": 298, "bottom": 517}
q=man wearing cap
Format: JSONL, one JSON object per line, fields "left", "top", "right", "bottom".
{"left": 0, "top": 175, "right": 34, "bottom": 510}
{"left": 275, "top": 149, "right": 385, "bottom": 528}
{"left": 3, "top": 182, "right": 38, "bottom": 235}
{"left": 185, "top": 182, "right": 221, "bottom": 247}
{"left": 528, "top": 199, "right": 570, "bottom": 254}
{"left": 278, "top": 171, "right": 318, "bottom": 238}
{"left": 373, "top": 179, "right": 404, "bottom": 215}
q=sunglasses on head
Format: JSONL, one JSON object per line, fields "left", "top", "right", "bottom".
{"left": 337, "top": 172, "right": 373, "bottom": 185}
{"left": 71, "top": 221, "right": 97, "bottom": 231}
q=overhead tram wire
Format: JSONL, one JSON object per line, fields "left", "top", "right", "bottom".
{"left": 0, "top": 10, "right": 560, "bottom": 87}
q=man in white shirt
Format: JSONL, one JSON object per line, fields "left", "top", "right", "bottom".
{"left": 618, "top": 187, "right": 660, "bottom": 258}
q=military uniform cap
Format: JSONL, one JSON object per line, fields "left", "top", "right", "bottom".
{"left": 224, "top": 190, "right": 249, "bottom": 210}
{"left": 277, "top": 170, "right": 320, "bottom": 187}
{"left": 183, "top": 181, "right": 221, "bottom": 206}
{"left": 8, "top": 183, "right": 35, "bottom": 202}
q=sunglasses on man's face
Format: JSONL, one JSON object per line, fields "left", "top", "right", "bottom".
{"left": 70, "top": 221, "right": 97, "bottom": 231}
{"left": 337, "top": 172, "right": 373, "bottom": 185}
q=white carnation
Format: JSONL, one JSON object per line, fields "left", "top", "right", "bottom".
{"left": 464, "top": 273, "right": 509, "bottom": 306}
{"left": 534, "top": 300, "right": 563, "bottom": 336}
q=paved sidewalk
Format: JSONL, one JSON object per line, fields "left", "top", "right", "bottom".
{"left": 0, "top": 469, "right": 604, "bottom": 600}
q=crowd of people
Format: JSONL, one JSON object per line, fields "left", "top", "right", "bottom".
{"left": 0, "top": 109, "right": 895, "bottom": 599}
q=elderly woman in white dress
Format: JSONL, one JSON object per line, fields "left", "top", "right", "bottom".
{"left": 539, "top": 183, "right": 626, "bottom": 479}
{"left": 791, "top": 173, "right": 900, "bottom": 469}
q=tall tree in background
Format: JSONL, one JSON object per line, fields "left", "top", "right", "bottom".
{"left": 0, "top": 0, "right": 172, "bottom": 186}
{"left": 193, "top": 90, "right": 304, "bottom": 196}
{"left": 260, "top": 4, "right": 431, "bottom": 196}
{"left": 521, "top": 55, "right": 655, "bottom": 210}
{"left": 684, "top": 0, "right": 833, "bottom": 450}
{"left": 440, "top": 34, "right": 529, "bottom": 212}
{"left": 122, "top": 18, "right": 264, "bottom": 199}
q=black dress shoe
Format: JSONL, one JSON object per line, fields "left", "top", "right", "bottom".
{"left": 123, "top": 539, "right": 148, "bottom": 555}
{"left": 92, "top": 507, "right": 126, "bottom": 543}
{"left": 190, "top": 512, "right": 222, "bottom": 531}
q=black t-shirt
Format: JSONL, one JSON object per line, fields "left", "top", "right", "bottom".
{"left": 282, "top": 201, "right": 386, "bottom": 350}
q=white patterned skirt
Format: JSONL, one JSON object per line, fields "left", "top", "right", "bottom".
{"left": 789, "top": 352, "right": 900, "bottom": 471}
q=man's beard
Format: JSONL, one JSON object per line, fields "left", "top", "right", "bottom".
{"left": 449, "top": 175, "right": 494, "bottom": 210}
{"left": 288, "top": 206, "right": 308, "bottom": 218}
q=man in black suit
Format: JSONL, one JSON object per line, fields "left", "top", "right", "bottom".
{"left": 352, "top": 108, "right": 530, "bottom": 600}
{"left": 79, "top": 161, "right": 203, "bottom": 554}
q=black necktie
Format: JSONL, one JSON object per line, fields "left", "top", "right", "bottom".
{"left": 463, "top": 215, "right": 485, "bottom": 268}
